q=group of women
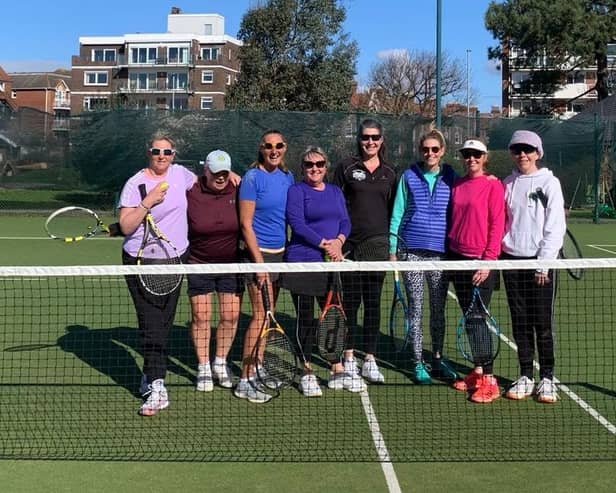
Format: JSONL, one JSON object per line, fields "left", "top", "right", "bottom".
{"left": 118, "top": 123, "right": 565, "bottom": 416}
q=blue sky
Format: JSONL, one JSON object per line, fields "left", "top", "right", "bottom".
{"left": 0, "top": 0, "right": 501, "bottom": 111}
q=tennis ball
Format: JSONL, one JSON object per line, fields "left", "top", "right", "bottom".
{"left": 160, "top": 182, "right": 169, "bottom": 191}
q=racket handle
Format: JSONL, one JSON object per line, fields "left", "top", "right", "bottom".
{"left": 261, "top": 281, "right": 272, "bottom": 312}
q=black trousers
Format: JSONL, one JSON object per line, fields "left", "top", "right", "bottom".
{"left": 447, "top": 251, "right": 497, "bottom": 374}
{"left": 123, "top": 250, "right": 184, "bottom": 383}
{"left": 292, "top": 294, "right": 326, "bottom": 364}
{"left": 501, "top": 254, "right": 556, "bottom": 379}
{"left": 341, "top": 271, "right": 386, "bottom": 356}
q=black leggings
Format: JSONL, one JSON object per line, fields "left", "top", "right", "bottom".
{"left": 123, "top": 250, "right": 184, "bottom": 383}
{"left": 292, "top": 294, "right": 326, "bottom": 364}
{"left": 340, "top": 271, "right": 386, "bottom": 356}
{"left": 501, "top": 255, "right": 557, "bottom": 379}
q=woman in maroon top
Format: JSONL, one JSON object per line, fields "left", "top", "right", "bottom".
{"left": 186, "top": 150, "right": 243, "bottom": 393}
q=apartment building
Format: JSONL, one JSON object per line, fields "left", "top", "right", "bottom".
{"left": 71, "top": 9, "right": 242, "bottom": 114}
{"left": 502, "top": 42, "right": 616, "bottom": 119}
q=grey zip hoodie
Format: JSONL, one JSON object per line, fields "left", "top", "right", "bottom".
{"left": 502, "top": 167, "right": 566, "bottom": 263}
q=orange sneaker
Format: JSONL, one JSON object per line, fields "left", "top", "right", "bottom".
{"left": 470, "top": 375, "right": 500, "bottom": 404}
{"left": 452, "top": 367, "right": 483, "bottom": 392}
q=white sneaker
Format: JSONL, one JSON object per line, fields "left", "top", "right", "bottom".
{"left": 139, "top": 379, "right": 169, "bottom": 416}
{"left": 196, "top": 364, "right": 214, "bottom": 392}
{"left": 505, "top": 376, "right": 535, "bottom": 400}
{"left": 299, "top": 374, "right": 322, "bottom": 397}
{"left": 536, "top": 377, "right": 559, "bottom": 403}
{"left": 212, "top": 362, "right": 234, "bottom": 389}
{"left": 344, "top": 358, "right": 360, "bottom": 376}
{"left": 327, "top": 372, "right": 367, "bottom": 393}
{"left": 361, "top": 359, "right": 385, "bottom": 384}
{"left": 234, "top": 379, "right": 272, "bottom": 404}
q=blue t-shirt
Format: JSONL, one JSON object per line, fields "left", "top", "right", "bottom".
{"left": 239, "top": 167, "right": 295, "bottom": 249}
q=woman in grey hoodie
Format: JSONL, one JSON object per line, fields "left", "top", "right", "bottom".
{"left": 501, "top": 130, "right": 566, "bottom": 404}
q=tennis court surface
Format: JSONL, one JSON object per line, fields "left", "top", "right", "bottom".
{"left": 0, "top": 257, "right": 613, "bottom": 462}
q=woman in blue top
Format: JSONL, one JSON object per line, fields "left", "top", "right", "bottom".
{"left": 283, "top": 146, "right": 352, "bottom": 397}
{"left": 235, "top": 129, "right": 295, "bottom": 404}
{"left": 390, "top": 129, "right": 458, "bottom": 384}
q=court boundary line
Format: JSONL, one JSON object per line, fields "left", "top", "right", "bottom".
{"left": 447, "top": 290, "right": 616, "bottom": 436}
{"left": 359, "top": 390, "right": 402, "bottom": 493}
{"left": 588, "top": 244, "right": 616, "bottom": 255}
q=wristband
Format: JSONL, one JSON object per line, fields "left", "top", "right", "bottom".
{"left": 139, "top": 202, "right": 150, "bottom": 212}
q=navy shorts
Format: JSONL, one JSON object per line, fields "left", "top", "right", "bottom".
{"left": 240, "top": 249, "right": 284, "bottom": 285}
{"left": 187, "top": 273, "right": 244, "bottom": 297}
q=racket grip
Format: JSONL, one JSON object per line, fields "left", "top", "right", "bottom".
{"left": 261, "top": 282, "right": 272, "bottom": 312}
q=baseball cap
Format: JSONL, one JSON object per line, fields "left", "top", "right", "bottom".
{"left": 205, "top": 150, "right": 232, "bottom": 173}
{"left": 459, "top": 139, "right": 488, "bottom": 154}
{"left": 508, "top": 130, "right": 544, "bottom": 159}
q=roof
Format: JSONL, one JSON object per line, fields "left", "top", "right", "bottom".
{"left": 0, "top": 66, "right": 11, "bottom": 82}
{"left": 8, "top": 71, "right": 71, "bottom": 90}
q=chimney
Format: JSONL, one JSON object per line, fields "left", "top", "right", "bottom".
{"left": 170, "top": 7, "right": 181, "bottom": 14}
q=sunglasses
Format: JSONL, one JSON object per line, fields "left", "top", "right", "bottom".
{"left": 422, "top": 146, "right": 441, "bottom": 154}
{"left": 150, "top": 148, "right": 175, "bottom": 156}
{"left": 303, "top": 160, "right": 326, "bottom": 169}
{"left": 510, "top": 144, "right": 537, "bottom": 155}
{"left": 360, "top": 134, "right": 382, "bottom": 142}
{"left": 461, "top": 149, "right": 485, "bottom": 159}
{"left": 261, "top": 142, "right": 286, "bottom": 150}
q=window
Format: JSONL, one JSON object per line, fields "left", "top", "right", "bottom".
{"left": 203, "top": 24, "right": 213, "bottom": 35}
{"left": 83, "top": 96, "right": 108, "bottom": 111}
{"left": 226, "top": 74, "right": 231, "bottom": 85}
{"left": 202, "top": 70, "right": 214, "bottom": 84}
{"left": 92, "top": 49, "right": 116, "bottom": 62}
{"left": 201, "top": 96, "right": 213, "bottom": 110}
{"left": 84, "top": 71, "right": 108, "bottom": 85}
{"left": 0, "top": 82, "right": 4, "bottom": 92}
{"left": 11, "top": 90, "right": 16, "bottom": 99}
{"left": 168, "top": 73, "right": 188, "bottom": 89}
{"left": 130, "top": 47, "right": 157, "bottom": 64}
{"left": 168, "top": 47, "right": 189, "bottom": 64}
{"left": 228, "top": 48, "right": 232, "bottom": 61}
{"left": 129, "top": 73, "right": 157, "bottom": 90}
{"left": 567, "top": 72, "right": 585, "bottom": 84}
{"left": 201, "top": 47, "right": 219, "bottom": 61}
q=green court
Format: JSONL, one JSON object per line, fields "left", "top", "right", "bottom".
{"left": 0, "top": 214, "right": 615, "bottom": 491}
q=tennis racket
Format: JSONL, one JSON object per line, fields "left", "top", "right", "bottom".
{"left": 456, "top": 287, "right": 501, "bottom": 367}
{"left": 45, "top": 206, "right": 112, "bottom": 242}
{"left": 535, "top": 188, "right": 584, "bottom": 280}
{"left": 389, "top": 270, "right": 410, "bottom": 352}
{"left": 255, "top": 282, "right": 299, "bottom": 394}
{"left": 136, "top": 183, "right": 183, "bottom": 296}
{"left": 317, "top": 272, "right": 348, "bottom": 363}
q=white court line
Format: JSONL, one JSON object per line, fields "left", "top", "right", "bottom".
{"left": 447, "top": 290, "right": 616, "bottom": 436}
{"left": 588, "top": 244, "right": 616, "bottom": 255}
{"left": 359, "top": 390, "right": 402, "bottom": 493}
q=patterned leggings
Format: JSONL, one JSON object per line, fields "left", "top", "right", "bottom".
{"left": 402, "top": 250, "right": 448, "bottom": 364}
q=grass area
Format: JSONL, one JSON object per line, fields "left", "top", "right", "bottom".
{"left": 0, "top": 215, "right": 614, "bottom": 490}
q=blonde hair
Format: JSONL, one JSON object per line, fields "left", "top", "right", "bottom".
{"left": 249, "top": 129, "right": 289, "bottom": 173}
{"left": 419, "top": 129, "right": 446, "bottom": 152}
{"left": 147, "top": 132, "right": 176, "bottom": 152}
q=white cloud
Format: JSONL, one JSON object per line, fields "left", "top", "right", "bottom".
{"left": 376, "top": 49, "right": 408, "bottom": 59}
{"left": 0, "top": 60, "right": 70, "bottom": 72}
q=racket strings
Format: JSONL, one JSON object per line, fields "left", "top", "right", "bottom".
{"left": 461, "top": 314, "right": 499, "bottom": 366}
{"left": 260, "top": 329, "right": 297, "bottom": 387}
{"left": 46, "top": 210, "right": 101, "bottom": 239}
{"left": 389, "top": 300, "right": 408, "bottom": 351}
{"left": 317, "top": 307, "right": 347, "bottom": 359}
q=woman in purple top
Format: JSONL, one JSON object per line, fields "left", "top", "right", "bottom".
{"left": 119, "top": 133, "right": 196, "bottom": 417}
{"left": 283, "top": 146, "right": 350, "bottom": 397}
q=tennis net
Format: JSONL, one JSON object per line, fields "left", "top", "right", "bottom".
{"left": 0, "top": 259, "right": 614, "bottom": 462}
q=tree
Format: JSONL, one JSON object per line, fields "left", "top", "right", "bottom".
{"left": 225, "top": 0, "right": 358, "bottom": 112}
{"left": 485, "top": 0, "right": 616, "bottom": 106}
{"left": 367, "top": 50, "right": 466, "bottom": 116}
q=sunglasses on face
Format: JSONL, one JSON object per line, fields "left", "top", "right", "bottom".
{"left": 303, "top": 160, "right": 326, "bottom": 169}
{"left": 360, "top": 134, "right": 382, "bottom": 142}
{"left": 150, "top": 148, "right": 175, "bottom": 156}
{"left": 261, "top": 142, "right": 286, "bottom": 150}
{"left": 422, "top": 146, "right": 441, "bottom": 154}
{"left": 461, "top": 150, "right": 485, "bottom": 160}
{"left": 510, "top": 144, "right": 537, "bottom": 155}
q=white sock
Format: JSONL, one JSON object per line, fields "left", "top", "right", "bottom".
{"left": 214, "top": 357, "right": 226, "bottom": 366}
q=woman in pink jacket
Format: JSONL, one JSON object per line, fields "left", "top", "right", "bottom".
{"left": 447, "top": 139, "right": 505, "bottom": 404}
